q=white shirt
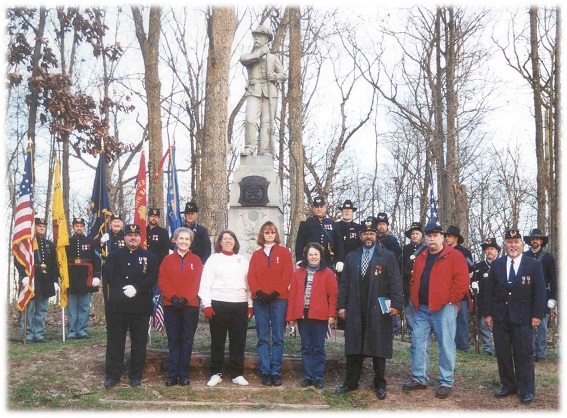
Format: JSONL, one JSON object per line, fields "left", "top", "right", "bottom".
{"left": 198, "top": 252, "right": 251, "bottom": 307}
{"left": 507, "top": 254, "right": 523, "bottom": 278}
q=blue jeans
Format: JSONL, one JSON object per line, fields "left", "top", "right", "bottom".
{"left": 164, "top": 305, "right": 200, "bottom": 378}
{"left": 411, "top": 303, "right": 458, "bottom": 387}
{"left": 67, "top": 293, "right": 92, "bottom": 338}
{"left": 20, "top": 296, "right": 49, "bottom": 341}
{"left": 533, "top": 313, "right": 549, "bottom": 359}
{"left": 253, "top": 298, "right": 287, "bottom": 376}
{"left": 404, "top": 299, "right": 415, "bottom": 336}
{"left": 479, "top": 316, "right": 494, "bottom": 354}
{"left": 455, "top": 299, "right": 469, "bottom": 350}
{"left": 297, "top": 318, "right": 328, "bottom": 383}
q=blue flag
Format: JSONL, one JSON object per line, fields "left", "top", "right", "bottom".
{"left": 88, "top": 152, "right": 111, "bottom": 243}
{"left": 166, "top": 146, "right": 182, "bottom": 236}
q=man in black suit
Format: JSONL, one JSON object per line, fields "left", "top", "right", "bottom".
{"left": 484, "top": 228, "right": 546, "bottom": 404}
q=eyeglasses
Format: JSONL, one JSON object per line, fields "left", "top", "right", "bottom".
{"left": 263, "top": 231, "right": 276, "bottom": 235}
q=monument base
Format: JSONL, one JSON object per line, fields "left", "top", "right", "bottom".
{"left": 228, "top": 155, "right": 284, "bottom": 259}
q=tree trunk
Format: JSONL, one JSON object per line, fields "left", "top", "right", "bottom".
{"left": 433, "top": 8, "right": 446, "bottom": 225}
{"left": 132, "top": 6, "right": 163, "bottom": 210}
{"left": 552, "top": 7, "right": 560, "bottom": 257}
{"left": 200, "top": 6, "right": 236, "bottom": 239}
{"left": 530, "top": 7, "right": 547, "bottom": 229}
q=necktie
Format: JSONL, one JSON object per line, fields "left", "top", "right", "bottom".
{"left": 508, "top": 259, "right": 515, "bottom": 283}
{"left": 361, "top": 250, "right": 370, "bottom": 276}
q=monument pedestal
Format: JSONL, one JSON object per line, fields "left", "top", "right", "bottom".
{"left": 228, "top": 155, "right": 284, "bottom": 258}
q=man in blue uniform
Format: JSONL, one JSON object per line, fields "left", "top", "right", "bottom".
{"left": 15, "top": 217, "right": 59, "bottom": 343}
{"left": 523, "top": 228, "right": 557, "bottom": 362}
{"left": 337, "top": 200, "right": 362, "bottom": 256}
{"left": 295, "top": 196, "right": 344, "bottom": 273}
{"left": 147, "top": 208, "right": 170, "bottom": 265}
{"left": 484, "top": 228, "right": 546, "bottom": 404}
{"left": 400, "top": 221, "right": 426, "bottom": 340}
{"left": 66, "top": 217, "right": 101, "bottom": 339}
{"left": 100, "top": 214, "right": 125, "bottom": 255}
{"left": 444, "top": 225, "right": 474, "bottom": 351}
{"left": 471, "top": 237, "right": 500, "bottom": 355}
{"left": 103, "top": 224, "right": 158, "bottom": 388}
{"left": 181, "top": 202, "right": 211, "bottom": 264}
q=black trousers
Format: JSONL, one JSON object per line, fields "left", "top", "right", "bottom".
{"left": 209, "top": 300, "right": 248, "bottom": 378}
{"left": 344, "top": 355, "right": 386, "bottom": 390}
{"left": 105, "top": 311, "right": 150, "bottom": 381}
{"left": 493, "top": 318, "right": 535, "bottom": 396}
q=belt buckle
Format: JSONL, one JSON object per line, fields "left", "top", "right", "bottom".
{"left": 75, "top": 258, "right": 81, "bottom": 264}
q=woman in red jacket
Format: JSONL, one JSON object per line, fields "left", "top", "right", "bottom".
{"left": 287, "top": 242, "right": 338, "bottom": 389}
{"left": 248, "top": 221, "right": 294, "bottom": 386}
{"left": 158, "top": 227, "right": 203, "bottom": 386}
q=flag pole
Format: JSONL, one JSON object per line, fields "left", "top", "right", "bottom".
{"left": 23, "top": 305, "right": 28, "bottom": 344}
{"left": 62, "top": 307, "right": 66, "bottom": 342}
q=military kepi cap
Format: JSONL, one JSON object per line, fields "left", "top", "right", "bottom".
{"left": 312, "top": 196, "right": 326, "bottom": 206}
{"left": 481, "top": 237, "right": 501, "bottom": 251}
{"left": 376, "top": 212, "right": 389, "bottom": 225}
{"left": 110, "top": 213, "right": 123, "bottom": 221}
{"left": 72, "top": 217, "right": 85, "bottom": 226}
{"left": 252, "top": 25, "right": 273, "bottom": 42}
{"left": 338, "top": 200, "right": 357, "bottom": 211}
{"left": 424, "top": 221, "right": 443, "bottom": 234}
{"left": 148, "top": 208, "right": 161, "bottom": 216}
{"left": 35, "top": 217, "right": 47, "bottom": 225}
{"left": 181, "top": 202, "right": 198, "bottom": 213}
{"left": 360, "top": 216, "right": 378, "bottom": 233}
{"left": 124, "top": 224, "right": 141, "bottom": 235}
{"left": 504, "top": 228, "right": 522, "bottom": 240}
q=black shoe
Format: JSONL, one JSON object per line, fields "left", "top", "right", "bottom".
{"left": 68, "top": 336, "right": 77, "bottom": 340}
{"left": 36, "top": 339, "right": 47, "bottom": 343}
{"left": 180, "top": 378, "right": 190, "bottom": 386}
{"left": 271, "top": 375, "right": 282, "bottom": 386}
{"left": 520, "top": 394, "right": 534, "bottom": 404}
{"left": 262, "top": 374, "right": 272, "bottom": 386}
{"left": 104, "top": 378, "right": 118, "bottom": 389}
{"left": 375, "top": 388, "right": 387, "bottom": 400}
{"left": 300, "top": 378, "right": 313, "bottom": 388}
{"left": 402, "top": 380, "right": 427, "bottom": 391}
{"left": 25, "top": 340, "right": 34, "bottom": 344}
{"left": 435, "top": 386, "right": 452, "bottom": 399}
{"left": 165, "top": 377, "right": 178, "bottom": 386}
{"left": 335, "top": 384, "right": 358, "bottom": 394}
{"left": 494, "top": 386, "right": 517, "bottom": 398}
{"left": 314, "top": 380, "right": 324, "bottom": 389}
{"left": 77, "top": 335, "right": 90, "bottom": 340}
{"left": 129, "top": 378, "right": 141, "bottom": 387}
{"left": 534, "top": 357, "right": 545, "bottom": 362}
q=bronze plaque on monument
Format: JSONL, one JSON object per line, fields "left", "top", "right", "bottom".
{"left": 239, "top": 175, "right": 270, "bottom": 206}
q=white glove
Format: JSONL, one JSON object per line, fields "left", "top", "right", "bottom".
{"left": 21, "top": 277, "right": 29, "bottom": 287}
{"left": 335, "top": 261, "right": 344, "bottom": 273}
{"left": 92, "top": 277, "right": 101, "bottom": 287}
{"left": 123, "top": 285, "right": 137, "bottom": 298}
{"left": 548, "top": 299, "right": 557, "bottom": 309}
{"left": 54, "top": 282, "right": 60, "bottom": 292}
{"left": 471, "top": 282, "right": 479, "bottom": 291}
{"left": 100, "top": 233, "right": 110, "bottom": 244}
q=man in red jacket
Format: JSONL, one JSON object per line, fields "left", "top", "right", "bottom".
{"left": 402, "top": 221, "right": 469, "bottom": 399}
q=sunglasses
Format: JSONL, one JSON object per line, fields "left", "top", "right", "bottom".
{"left": 263, "top": 231, "right": 276, "bottom": 235}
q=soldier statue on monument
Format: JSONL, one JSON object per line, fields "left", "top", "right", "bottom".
{"left": 240, "top": 25, "right": 287, "bottom": 158}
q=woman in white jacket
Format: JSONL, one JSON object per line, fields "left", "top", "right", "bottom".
{"left": 198, "top": 230, "right": 253, "bottom": 387}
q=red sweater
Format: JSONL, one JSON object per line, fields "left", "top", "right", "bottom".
{"left": 286, "top": 266, "right": 338, "bottom": 322}
{"left": 410, "top": 245, "right": 470, "bottom": 311}
{"left": 158, "top": 250, "right": 203, "bottom": 308}
{"left": 247, "top": 244, "right": 294, "bottom": 299}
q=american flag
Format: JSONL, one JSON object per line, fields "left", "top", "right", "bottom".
{"left": 12, "top": 146, "right": 36, "bottom": 311}
{"left": 429, "top": 165, "right": 439, "bottom": 224}
{"left": 149, "top": 284, "right": 165, "bottom": 334}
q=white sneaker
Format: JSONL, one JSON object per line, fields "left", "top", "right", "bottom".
{"left": 232, "top": 376, "right": 249, "bottom": 386}
{"left": 207, "top": 373, "right": 222, "bottom": 387}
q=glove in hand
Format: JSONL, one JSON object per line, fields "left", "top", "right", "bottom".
{"left": 100, "top": 233, "right": 110, "bottom": 244}
{"left": 123, "top": 285, "right": 137, "bottom": 298}
{"left": 548, "top": 299, "right": 557, "bottom": 309}
{"left": 203, "top": 306, "right": 215, "bottom": 319}
{"left": 54, "top": 282, "right": 60, "bottom": 292}
{"left": 335, "top": 261, "right": 344, "bottom": 273}
{"left": 91, "top": 277, "right": 101, "bottom": 287}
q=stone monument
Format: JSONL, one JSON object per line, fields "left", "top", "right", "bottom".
{"left": 229, "top": 25, "right": 286, "bottom": 258}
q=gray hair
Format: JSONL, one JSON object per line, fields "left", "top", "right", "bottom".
{"left": 173, "top": 227, "right": 194, "bottom": 243}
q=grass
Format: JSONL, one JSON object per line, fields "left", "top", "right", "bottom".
{"left": 5, "top": 299, "right": 561, "bottom": 411}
